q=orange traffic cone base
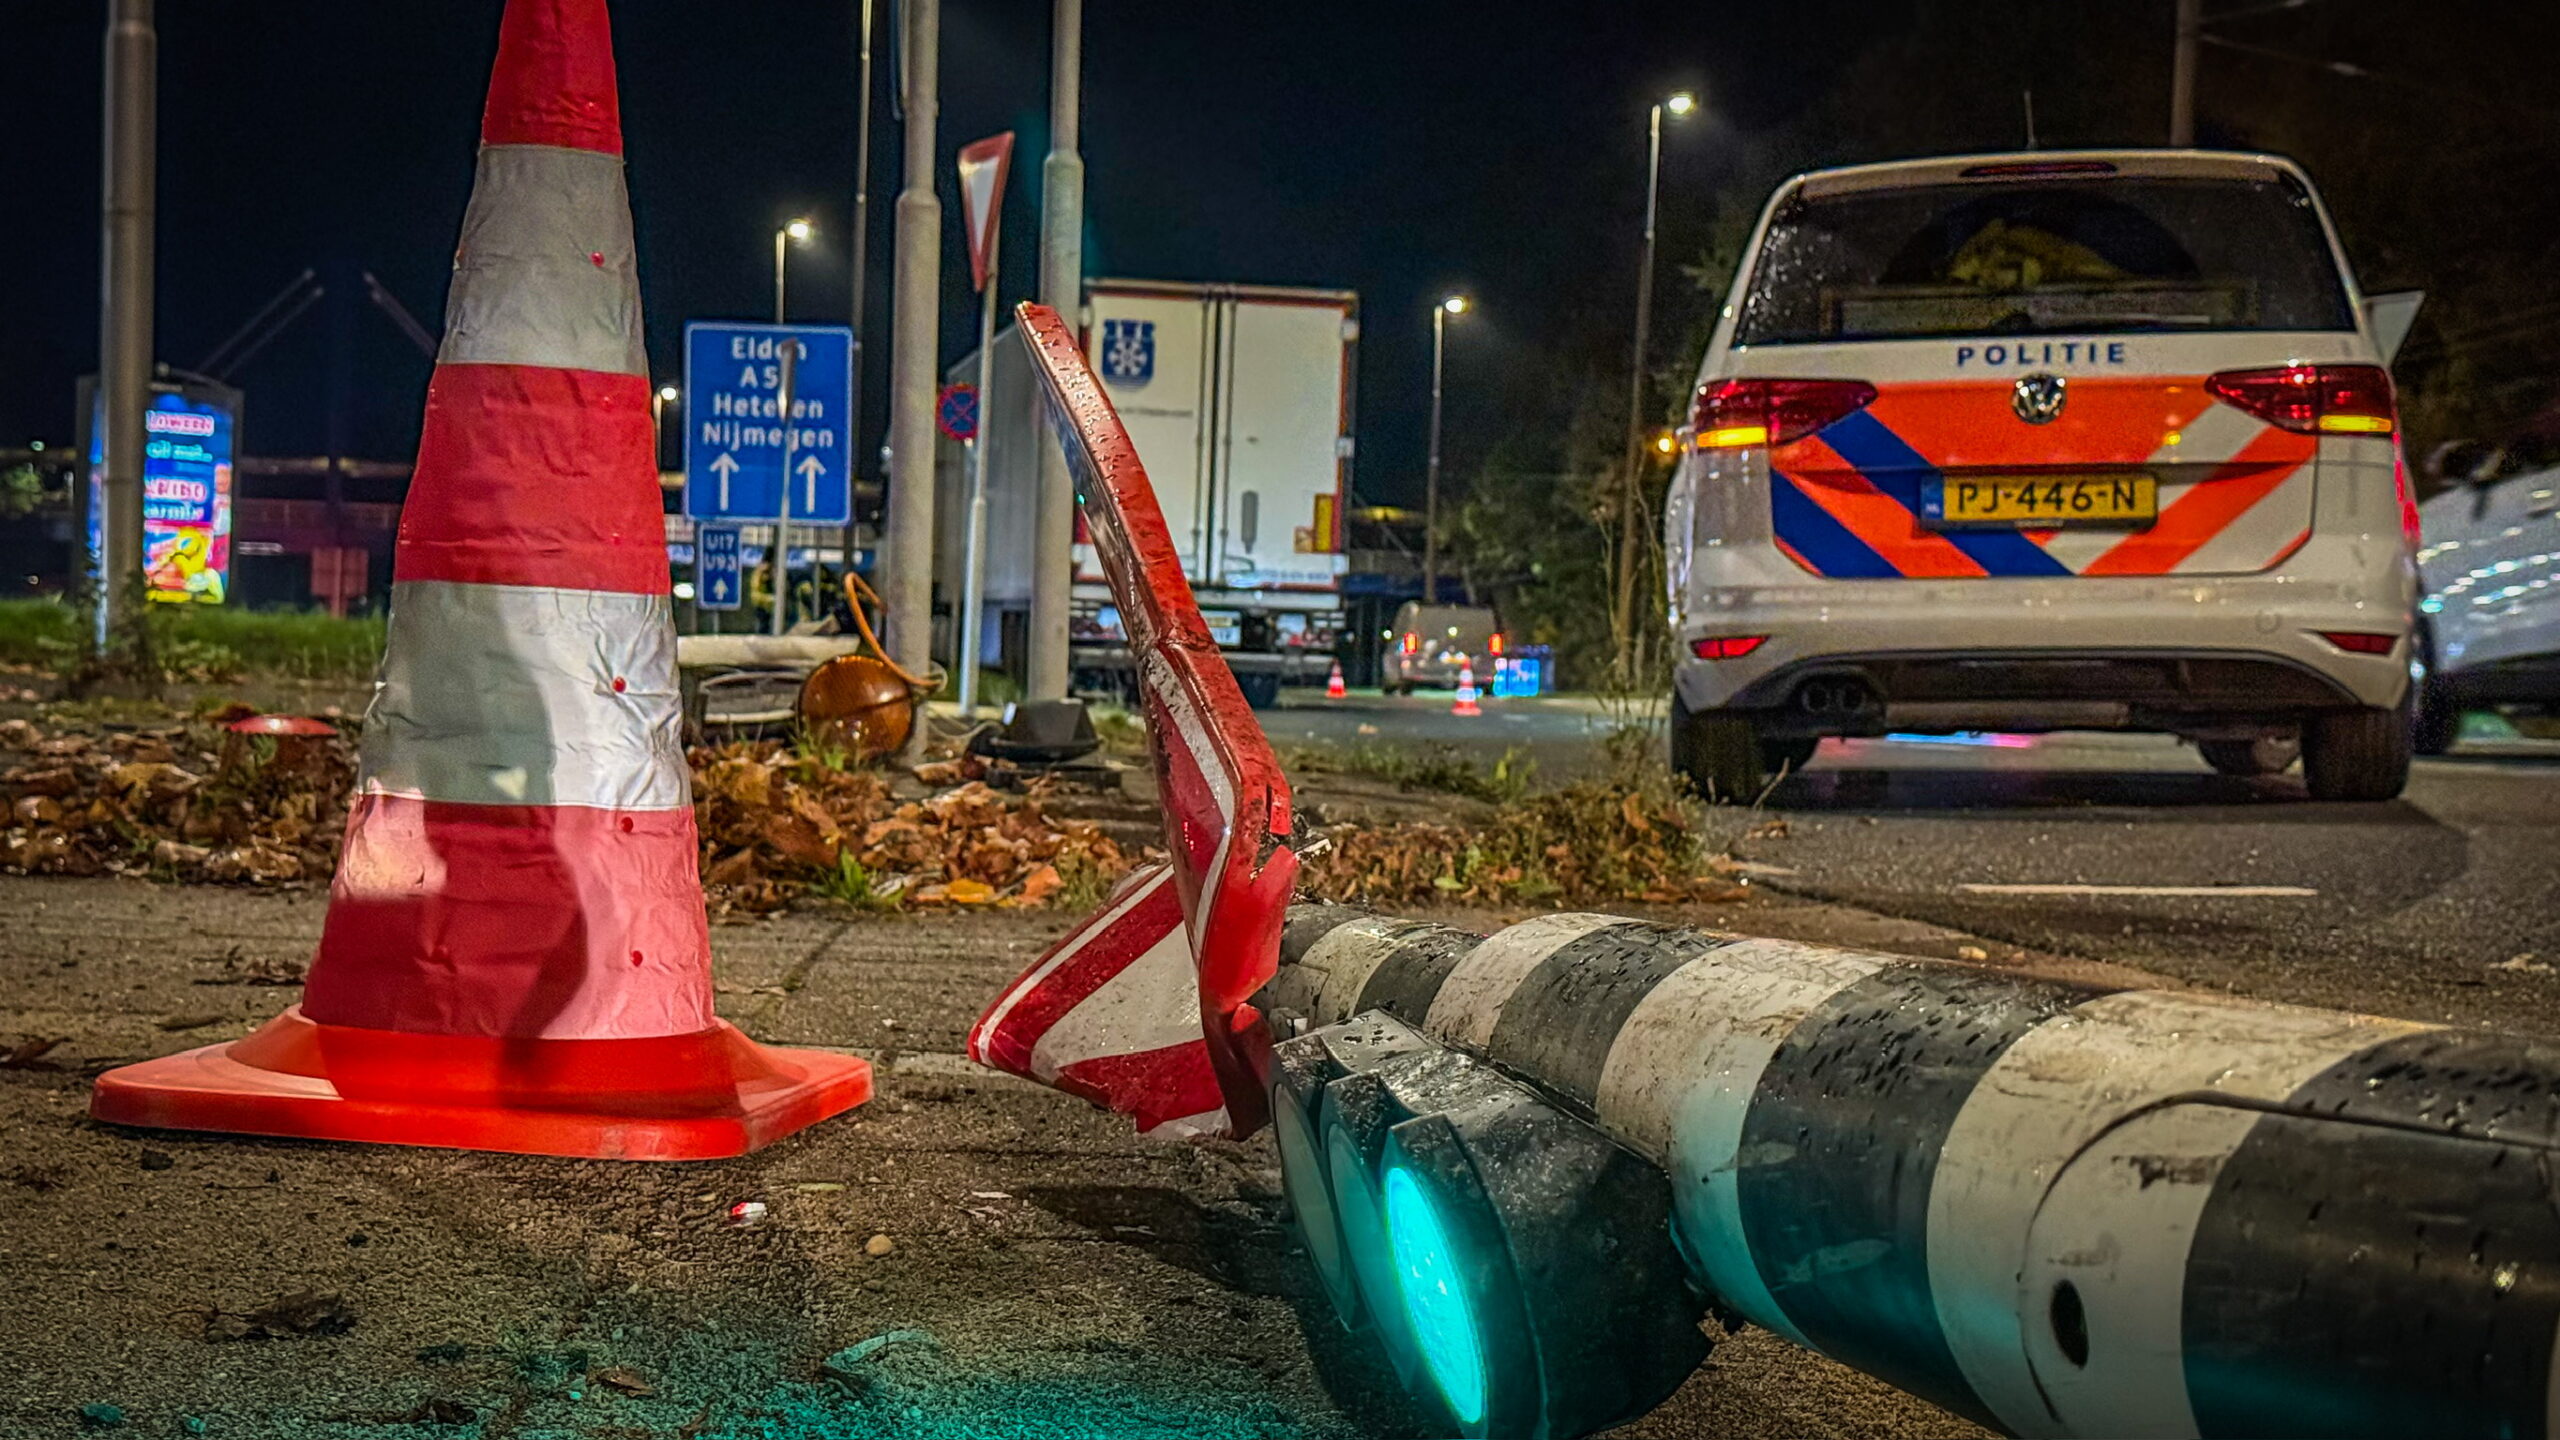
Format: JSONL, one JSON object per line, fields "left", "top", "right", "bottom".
{"left": 91, "top": 1007, "right": 871, "bottom": 1161}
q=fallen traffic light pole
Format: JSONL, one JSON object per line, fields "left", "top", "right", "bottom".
{"left": 975, "top": 301, "right": 2560, "bottom": 1440}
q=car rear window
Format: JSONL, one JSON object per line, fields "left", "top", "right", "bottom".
{"left": 1734, "top": 174, "right": 2355, "bottom": 345}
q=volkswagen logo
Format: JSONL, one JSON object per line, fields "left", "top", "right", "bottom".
{"left": 2012, "top": 372, "right": 2068, "bottom": 424}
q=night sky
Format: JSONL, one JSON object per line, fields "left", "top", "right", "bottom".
{"left": 10, "top": 1, "right": 2547, "bottom": 506}
{"left": 2, "top": 0, "right": 1901, "bottom": 506}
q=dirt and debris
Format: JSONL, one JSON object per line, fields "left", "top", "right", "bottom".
{"left": 202, "top": 1289, "right": 360, "bottom": 1342}
{"left": 2, "top": 1035, "right": 67, "bottom": 1068}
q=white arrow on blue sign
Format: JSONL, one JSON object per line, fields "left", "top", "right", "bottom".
{"left": 683, "top": 321, "right": 855, "bottom": 523}
{"left": 696, "top": 523, "right": 744, "bottom": 611}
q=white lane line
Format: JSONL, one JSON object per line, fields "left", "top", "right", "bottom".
{"left": 1959, "top": 882, "right": 2318, "bottom": 898}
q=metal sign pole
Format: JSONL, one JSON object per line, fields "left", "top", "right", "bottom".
{"left": 957, "top": 225, "right": 998, "bottom": 715}
{"left": 769, "top": 338, "right": 798, "bottom": 636}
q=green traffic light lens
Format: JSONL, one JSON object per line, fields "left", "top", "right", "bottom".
{"left": 1384, "top": 1164, "right": 1486, "bottom": 1427}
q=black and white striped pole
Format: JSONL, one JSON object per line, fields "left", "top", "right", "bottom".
{"left": 1264, "top": 904, "right": 2560, "bottom": 1440}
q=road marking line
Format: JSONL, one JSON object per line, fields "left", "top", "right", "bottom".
{"left": 1959, "top": 883, "right": 2318, "bottom": 898}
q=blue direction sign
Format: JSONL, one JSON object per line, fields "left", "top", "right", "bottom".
{"left": 683, "top": 322, "right": 855, "bottom": 523}
{"left": 695, "top": 523, "right": 743, "bottom": 611}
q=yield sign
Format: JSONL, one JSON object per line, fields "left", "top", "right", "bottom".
{"left": 956, "top": 131, "right": 1015, "bottom": 294}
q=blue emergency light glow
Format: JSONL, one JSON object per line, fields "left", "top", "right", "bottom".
{"left": 1384, "top": 1165, "right": 1486, "bottom": 1427}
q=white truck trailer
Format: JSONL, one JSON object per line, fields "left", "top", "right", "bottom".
{"left": 938, "top": 279, "right": 1356, "bottom": 707}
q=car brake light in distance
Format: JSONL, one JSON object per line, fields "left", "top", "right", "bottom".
{"left": 2206, "top": 364, "right": 2396, "bottom": 435}
{"left": 2317, "top": 631, "right": 2399, "bottom": 655}
{"left": 1691, "top": 635, "right": 1768, "bottom": 660}
{"left": 1692, "top": 379, "right": 1878, "bottom": 449}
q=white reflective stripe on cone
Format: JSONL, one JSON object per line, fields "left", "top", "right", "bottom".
{"left": 1928, "top": 990, "right": 2434, "bottom": 1438}
{"left": 361, "top": 580, "right": 686, "bottom": 811}
{"left": 440, "top": 144, "right": 645, "bottom": 376}
{"left": 1627, "top": 938, "right": 1887, "bottom": 1350}
{"left": 1421, "top": 911, "right": 1629, "bottom": 1051}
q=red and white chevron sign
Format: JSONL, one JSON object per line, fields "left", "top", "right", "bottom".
{"left": 965, "top": 303, "right": 1298, "bottom": 1141}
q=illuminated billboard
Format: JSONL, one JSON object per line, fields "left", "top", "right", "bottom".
{"left": 83, "top": 381, "right": 240, "bottom": 606}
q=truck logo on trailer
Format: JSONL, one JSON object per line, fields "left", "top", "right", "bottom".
{"left": 1101, "top": 319, "right": 1155, "bottom": 386}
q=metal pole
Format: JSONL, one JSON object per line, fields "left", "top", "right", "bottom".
{"left": 96, "top": 0, "right": 156, "bottom": 656}
{"left": 848, "top": 0, "right": 875, "bottom": 591}
{"left": 2170, "top": 0, "right": 2202, "bottom": 145}
{"left": 1612, "top": 102, "right": 1665, "bottom": 684}
{"left": 958, "top": 229, "right": 999, "bottom": 716}
{"left": 1424, "top": 303, "right": 1445, "bottom": 606}
{"left": 773, "top": 226, "right": 788, "bottom": 327}
{"left": 1028, "top": 0, "right": 1085, "bottom": 701}
{"left": 885, "top": 0, "right": 944, "bottom": 740}
{"left": 770, "top": 337, "right": 799, "bottom": 636}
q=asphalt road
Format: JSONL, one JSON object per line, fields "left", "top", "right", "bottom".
{"left": 1272, "top": 688, "right": 2560, "bottom": 1036}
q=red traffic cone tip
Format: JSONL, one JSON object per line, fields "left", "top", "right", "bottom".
{"left": 480, "top": 0, "right": 624, "bottom": 155}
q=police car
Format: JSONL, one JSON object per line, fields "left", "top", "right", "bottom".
{"left": 1664, "top": 150, "right": 2420, "bottom": 800}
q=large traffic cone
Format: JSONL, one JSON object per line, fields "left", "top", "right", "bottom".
{"left": 1324, "top": 659, "right": 1346, "bottom": 700}
{"left": 89, "top": 0, "right": 870, "bottom": 1160}
{"left": 1451, "top": 661, "right": 1482, "bottom": 717}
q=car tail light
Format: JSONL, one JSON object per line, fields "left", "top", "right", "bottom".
{"left": 1488, "top": 632, "right": 1505, "bottom": 657}
{"left": 2205, "top": 364, "right": 2396, "bottom": 435}
{"left": 1691, "top": 635, "right": 1768, "bottom": 660}
{"left": 2318, "top": 630, "right": 2399, "bottom": 655}
{"left": 1691, "top": 379, "right": 1878, "bottom": 449}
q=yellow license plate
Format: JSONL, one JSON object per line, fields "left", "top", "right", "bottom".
{"left": 1931, "top": 474, "right": 2158, "bottom": 526}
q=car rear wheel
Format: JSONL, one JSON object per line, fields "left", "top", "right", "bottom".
{"left": 2410, "top": 675, "right": 2460, "bottom": 756}
{"left": 2302, "top": 702, "right": 2413, "bottom": 801}
{"left": 1672, "top": 694, "right": 1768, "bottom": 801}
{"left": 2198, "top": 734, "right": 2300, "bottom": 777}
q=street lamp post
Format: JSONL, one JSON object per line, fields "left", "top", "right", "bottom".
{"left": 1424, "top": 294, "right": 1469, "bottom": 608}
{"left": 774, "top": 217, "right": 813, "bottom": 327}
{"left": 1612, "top": 90, "right": 1694, "bottom": 685}
{"left": 771, "top": 219, "right": 813, "bottom": 635}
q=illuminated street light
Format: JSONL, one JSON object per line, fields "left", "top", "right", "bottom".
{"left": 1426, "top": 293, "right": 1474, "bottom": 604}
{"left": 774, "top": 217, "right": 816, "bottom": 324}
{"left": 1613, "top": 90, "right": 1700, "bottom": 681}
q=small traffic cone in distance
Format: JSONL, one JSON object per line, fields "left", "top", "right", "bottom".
{"left": 89, "top": 0, "right": 868, "bottom": 1160}
{"left": 1325, "top": 659, "right": 1346, "bottom": 700}
{"left": 1452, "top": 661, "right": 1482, "bottom": 717}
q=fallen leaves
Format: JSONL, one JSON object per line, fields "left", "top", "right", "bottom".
{"left": 0, "top": 713, "right": 1140, "bottom": 916}
{"left": 0, "top": 710, "right": 350, "bottom": 885}
{"left": 1299, "top": 776, "right": 1749, "bottom": 908}
{"left": 691, "top": 739, "right": 1134, "bottom": 915}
